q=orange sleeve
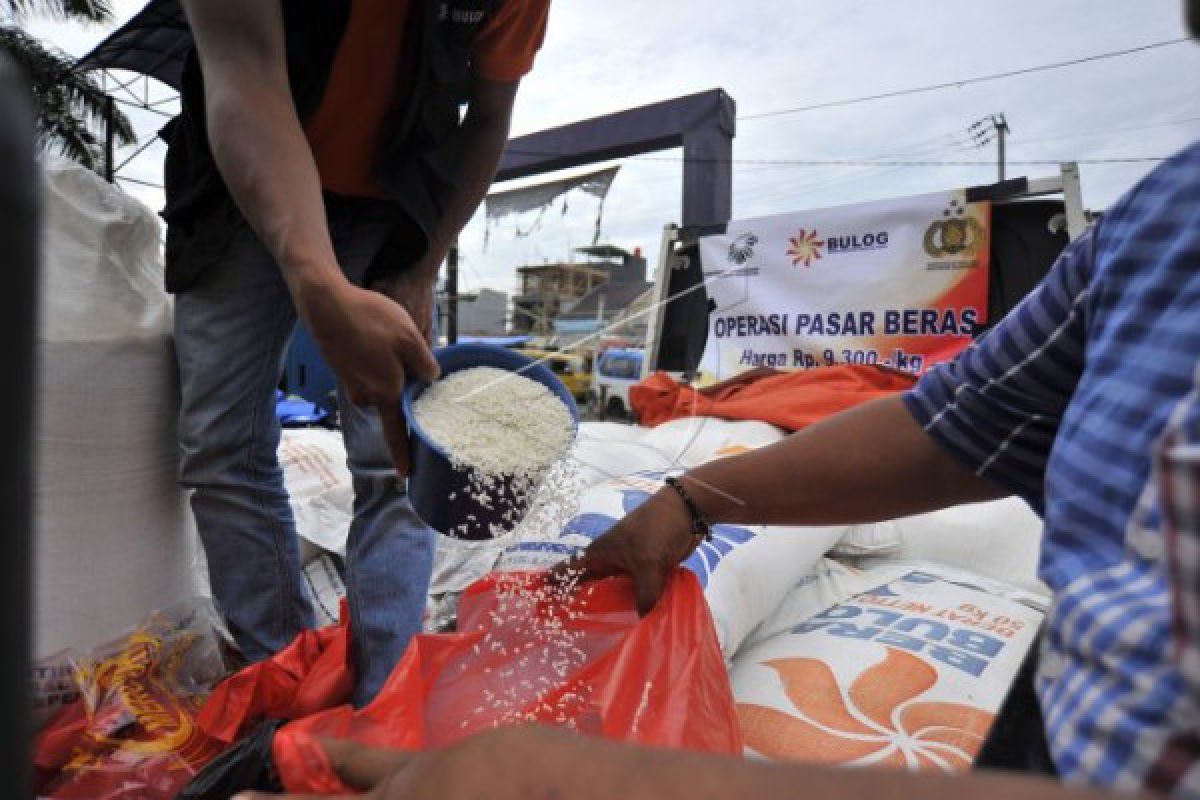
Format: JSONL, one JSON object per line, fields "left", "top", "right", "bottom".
{"left": 472, "top": 0, "right": 551, "bottom": 82}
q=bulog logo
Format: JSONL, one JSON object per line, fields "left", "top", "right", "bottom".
{"left": 786, "top": 229, "right": 825, "bottom": 268}
{"left": 826, "top": 230, "right": 889, "bottom": 253}
{"left": 787, "top": 227, "right": 890, "bottom": 268}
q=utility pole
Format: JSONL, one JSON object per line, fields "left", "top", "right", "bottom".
{"left": 968, "top": 113, "right": 1011, "bottom": 182}
{"left": 445, "top": 241, "right": 458, "bottom": 345}
{"left": 994, "top": 113, "right": 1010, "bottom": 181}
{"left": 103, "top": 94, "right": 116, "bottom": 183}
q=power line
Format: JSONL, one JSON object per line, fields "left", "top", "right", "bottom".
{"left": 738, "top": 38, "right": 1191, "bottom": 122}
{"left": 1010, "top": 114, "right": 1200, "bottom": 147}
{"left": 505, "top": 144, "right": 1166, "bottom": 168}
{"left": 115, "top": 175, "right": 163, "bottom": 189}
{"left": 720, "top": 156, "right": 1164, "bottom": 166}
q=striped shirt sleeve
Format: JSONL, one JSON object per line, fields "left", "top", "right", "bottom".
{"left": 903, "top": 227, "right": 1097, "bottom": 511}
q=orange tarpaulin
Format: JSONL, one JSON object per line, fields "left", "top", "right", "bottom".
{"left": 630, "top": 366, "right": 917, "bottom": 431}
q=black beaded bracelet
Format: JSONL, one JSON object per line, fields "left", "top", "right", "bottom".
{"left": 664, "top": 475, "right": 713, "bottom": 542}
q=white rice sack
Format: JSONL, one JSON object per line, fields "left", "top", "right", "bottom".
{"left": 279, "top": 428, "right": 354, "bottom": 558}
{"left": 34, "top": 159, "right": 202, "bottom": 658}
{"left": 830, "top": 523, "right": 904, "bottom": 557}
{"left": 858, "top": 498, "right": 1046, "bottom": 593}
{"left": 572, "top": 423, "right": 677, "bottom": 490}
{"left": 496, "top": 470, "right": 846, "bottom": 656}
{"left": 637, "top": 416, "right": 786, "bottom": 468}
{"left": 302, "top": 553, "right": 346, "bottom": 627}
{"left": 731, "top": 562, "right": 1046, "bottom": 770}
{"left": 572, "top": 417, "right": 901, "bottom": 560}
{"left": 571, "top": 418, "right": 785, "bottom": 489}
{"left": 428, "top": 536, "right": 503, "bottom": 595}
{"left": 742, "top": 558, "right": 893, "bottom": 652}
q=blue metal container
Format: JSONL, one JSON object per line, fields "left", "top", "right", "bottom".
{"left": 403, "top": 343, "right": 580, "bottom": 540}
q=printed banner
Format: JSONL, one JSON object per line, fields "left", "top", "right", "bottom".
{"left": 697, "top": 190, "right": 990, "bottom": 377}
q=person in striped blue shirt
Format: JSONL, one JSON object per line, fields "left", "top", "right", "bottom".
{"left": 548, "top": 10, "right": 1200, "bottom": 797}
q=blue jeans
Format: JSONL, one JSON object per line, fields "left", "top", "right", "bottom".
{"left": 175, "top": 203, "right": 435, "bottom": 706}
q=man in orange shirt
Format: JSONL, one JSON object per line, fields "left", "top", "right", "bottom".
{"left": 165, "top": 0, "right": 550, "bottom": 704}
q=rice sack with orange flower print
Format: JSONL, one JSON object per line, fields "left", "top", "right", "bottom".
{"left": 730, "top": 563, "right": 1046, "bottom": 771}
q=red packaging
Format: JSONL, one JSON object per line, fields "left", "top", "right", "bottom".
{"left": 197, "top": 606, "right": 353, "bottom": 745}
{"left": 33, "top": 605, "right": 230, "bottom": 800}
{"left": 272, "top": 569, "right": 742, "bottom": 794}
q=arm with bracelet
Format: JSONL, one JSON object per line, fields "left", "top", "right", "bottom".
{"left": 555, "top": 396, "right": 1004, "bottom": 615}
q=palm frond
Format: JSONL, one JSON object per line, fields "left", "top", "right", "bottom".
{"left": 3, "top": 0, "right": 113, "bottom": 24}
{"left": 0, "top": 25, "right": 135, "bottom": 171}
{"left": 43, "top": 97, "right": 100, "bottom": 169}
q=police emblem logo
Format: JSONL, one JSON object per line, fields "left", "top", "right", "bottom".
{"left": 924, "top": 198, "right": 985, "bottom": 258}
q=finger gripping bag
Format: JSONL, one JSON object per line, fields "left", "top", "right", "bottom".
{"left": 496, "top": 470, "right": 847, "bottom": 658}
{"left": 272, "top": 569, "right": 742, "bottom": 794}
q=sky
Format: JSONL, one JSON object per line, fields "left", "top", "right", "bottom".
{"left": 28, "top": 0, "right": 1200, "bottom": 297}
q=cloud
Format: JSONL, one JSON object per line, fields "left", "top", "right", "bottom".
{"left": 23, "top": 0, "right": 1200, "bottom": 296}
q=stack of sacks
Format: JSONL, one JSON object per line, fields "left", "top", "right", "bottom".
{"left": 563, "top": 416, "right": 1052, "bottom": 772}
{"left": 279, "top": 416, "right": 807, "bottom": 618}
{"left": 33, "top": 159, "right": 204, "bottom": 659}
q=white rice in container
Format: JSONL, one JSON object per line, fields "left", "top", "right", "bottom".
{"left": 412, "top": 366, "right": 578, "bottom": 538}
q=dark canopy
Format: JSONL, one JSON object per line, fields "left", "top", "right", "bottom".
{"left": 76, "top": 0, "right": 189, "bottom": 91}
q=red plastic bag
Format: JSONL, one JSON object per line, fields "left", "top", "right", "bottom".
{"left": 273, "top": 569, "right": 742, "bottom": 794}
{"left": 32, "top": 603, "right": 231, "bottom": 800}
{"left": 197, "top": 602, "right": 353, "bottom": 744}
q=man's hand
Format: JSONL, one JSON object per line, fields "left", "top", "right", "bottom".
{"left": 231, "top": 726, "right": 1107, "bottom": 800}
{"left": 373, "top": 265, "right": 439, "bottom": 347}
{"left": 297, "top": 277, "right": 440, "bottom": 477}
{"left": 550, "top": 486, "right": 699, "bottom": 615}
{"left": 234, "top": 729, "right": 568, "bottom": 800}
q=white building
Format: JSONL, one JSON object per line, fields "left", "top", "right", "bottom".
{"left": 453, "top": 288, "right": 509, "bottom": 336}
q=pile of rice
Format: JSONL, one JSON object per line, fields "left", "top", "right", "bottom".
{"left": 412, "top": 366, "right": 575, "bottom": 480}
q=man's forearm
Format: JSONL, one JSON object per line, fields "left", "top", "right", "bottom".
{"left": 577, "top": 744, "right": 1107, "bottom": 800}
{"left": 206, "top": 88, "right": 345, "bottom": 304}
{"left": 419, "top": 92, "right": 516, "bottom": 271}
{"left": 437, "top": 727, "right": 1112, "bottom": 800}
{"left": 682, "top": 394, "right": 1007, "bottom": 527}
{"left": 182, "top": 0, "right": 346, "bottom": 311}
